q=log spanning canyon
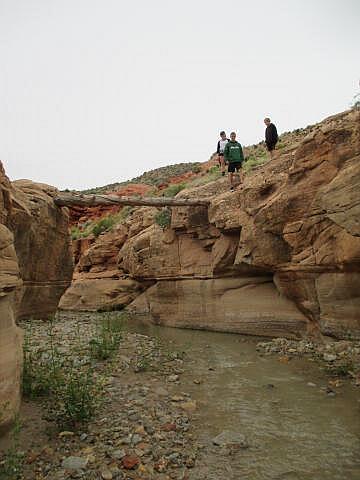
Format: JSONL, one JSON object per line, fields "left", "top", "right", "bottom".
{"left": 54, "top": 193, "right": 210, "bottom": 208}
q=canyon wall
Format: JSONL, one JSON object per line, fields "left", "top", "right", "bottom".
{"left": 61, "top": 108, "right": 360, "bottom": 339}
{"left": 0, "top": 163, "right": 73, "bottom": 431}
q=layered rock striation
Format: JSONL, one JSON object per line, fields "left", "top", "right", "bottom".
{"left": 59, "top": 207, "right": 156, "bottom": 311}
{"left": 0, "top": 163, "right": 73, "bottom": 431}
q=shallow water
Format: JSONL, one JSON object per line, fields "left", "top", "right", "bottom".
{"left": 126, "top": 317, "right": 360, "bottom": 480}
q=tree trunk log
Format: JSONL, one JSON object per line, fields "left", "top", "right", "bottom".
{"left": 54, "top": 193, "right": 210, "bottom": 208}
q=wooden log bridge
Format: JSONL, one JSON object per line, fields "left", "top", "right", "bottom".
{"left": 54, "top": 193, "right": 210, "bottom": 208}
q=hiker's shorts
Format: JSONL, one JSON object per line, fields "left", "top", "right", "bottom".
{"left": 228, "top": 162, "right": 242, "bottom": 173}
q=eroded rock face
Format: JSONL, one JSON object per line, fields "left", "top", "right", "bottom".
{"left": 126, "top": 109, "right": 360, "bottom": 339}
{"left": 0, "top": 163, "right": 73, "bottom": 431}
{"left": 60, "top": 208, "right": 156, "bottom": 311}
{"left": 0, "top": 224, "right": 22, "bottom": 431}
{"left": 129, "top": 277, "right": 307, "bottom": 338}
{"left": 7, "top": 179, "right": 74, "bottom": 319}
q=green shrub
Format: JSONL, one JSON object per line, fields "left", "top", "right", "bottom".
{"left": 22, "top": 319, "right": 63, "bottom": 398}
{"left": 22, "top": 317, "right": 104, "bottom": 429}
{"left": 208, "top": 165, "right": 219, "bottom": 174}
{"left": 118, "top": 205, "right": 133, "bottom": 221}
{"left": 70, "top": 226, "right": 82, "bottom": 240}
{"left": 243, "top": 155, "right": 267, "bottom": 173}
{"left": 161, "top": 183, "right": 186, "bottom": 198}
{"left": 155, "top": 208, "right": 172, "bottom": 228}
{"left": 92, "top": 216, "right": 116, "bottom": 237}
{"left": 89, "top": 315, "right": 123, "bottom": 360}
{"left": 47, "top": 367, "right": 101, "bottom": 428}
{"left": 191, "top": 163, "right": 201, "bottom": 174}
{"left": 134, "top": 339, "right": 155, "bottom": 372}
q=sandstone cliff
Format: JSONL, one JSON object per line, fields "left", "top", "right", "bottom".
{"left": 0, "top": 163, "right": 73, "bottom": 430}
{"left": 59, "top": 207, "right": 156, "bottom": 311}
{"left": 61, "top": 108, "right": 360, "bottom": 340}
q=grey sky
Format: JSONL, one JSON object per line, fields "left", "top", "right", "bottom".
{"left": 1, "top": 0, "right": 359, "bottom": 190}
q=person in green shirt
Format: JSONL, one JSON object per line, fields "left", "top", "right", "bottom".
{"left": 223, "top": 131, "right": 244, "bottom": 191}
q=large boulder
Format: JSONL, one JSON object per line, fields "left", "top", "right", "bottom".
{"left": 59, "top": 278, "right": 143, "bottom": 311}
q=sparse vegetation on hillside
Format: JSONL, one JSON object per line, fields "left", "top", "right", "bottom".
{"left": 186, "top": 165, "right": 222, "bottom": 187}
{"left": 80, "top": 162, "right": 201, "bottom": 194}
{"left": 160, "top": 183, "right": 187, "bottom": 197}
{"left": 243, "top": 150, "right": 267, "bottom": 172}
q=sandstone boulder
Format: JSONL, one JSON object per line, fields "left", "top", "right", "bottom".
{"left": 0, "top": 224, "right": 22, "bottom": 431}
{"left": 59, "top": 278, "right": 143, "bottom": 311}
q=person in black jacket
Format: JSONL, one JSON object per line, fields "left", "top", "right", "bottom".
{"left": 264, "top": 118, "right": 278, "bottom": 158}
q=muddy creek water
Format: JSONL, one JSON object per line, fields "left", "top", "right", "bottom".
{"left": 126, "top": 317, "right": 360, "bottom": 480}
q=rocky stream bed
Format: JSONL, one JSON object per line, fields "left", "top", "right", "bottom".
{"left": 0, "top": 312, "right": 360, "bottom": 480}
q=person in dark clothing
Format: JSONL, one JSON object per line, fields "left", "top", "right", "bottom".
{"left": 264, "top": 118, "right": 278, "bottom": 158}
{"left": 216, "top": 131, "right": 229, "bottom": 176}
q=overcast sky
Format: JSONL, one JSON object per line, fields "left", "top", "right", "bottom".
{"left": 1, "top": 0, "right": 359, "bottom": 190}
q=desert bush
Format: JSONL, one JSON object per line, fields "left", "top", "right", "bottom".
{"left": 22, "top": 317, "right": 104, "bottom": 429}
{"left": 92, "top": 215, "right": 116, "bottom": 237}
{"left": 191, "top": 163, "right": 201, "bottom": 174}
{"left": 118, "top": 205, "right": 133, "bottom": 221}
{"left": 243, "top": 154, "right": 267, "bottom": 172}
{"left": 187, "top": 167, "right": 221, "bottom": 187}
{"left": 0, "top": 417, "right": 23, "bottom": 479}
{"left": 161, "top": 183, "right": 186, "bottom": 197}
{"left": 155, "top": 208, "right": 172, "bottom": 228}
{"left": 208, "top": 165, "right": 219, "bottom": 174}
{"left": 89, "top": 314, "right": 123, "bottom": 360}
{"left": 46, "top": 367, "right": 101, "bottom": 428}
{"left": 70, "top": 226, "right": 83, "bottom": 240}
{"left": 22, "top": 319, "right": 63, "bottom": 398}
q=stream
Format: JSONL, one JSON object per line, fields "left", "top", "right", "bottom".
{"left": 126, "top": 316, "right": 360, "bottom": 480}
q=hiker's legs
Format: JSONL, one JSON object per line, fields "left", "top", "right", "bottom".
{"left": 229, "top": 172, "right": 234, "bottom": 187}
{"left": 219, "top": 155, "right": 226, "bottom": 175}
{"left": 267, "top": 144, "right": 276, "bottom": 160}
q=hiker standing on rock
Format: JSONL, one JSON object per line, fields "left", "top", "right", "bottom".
{"left": 223, "top": 132, "right": 244, "bottom": 191}
{"left": 216, "top": 131, "right": 229, "bottom": 176}
{"left": 264, "top": 117, "right": 278, "bottom": 158}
